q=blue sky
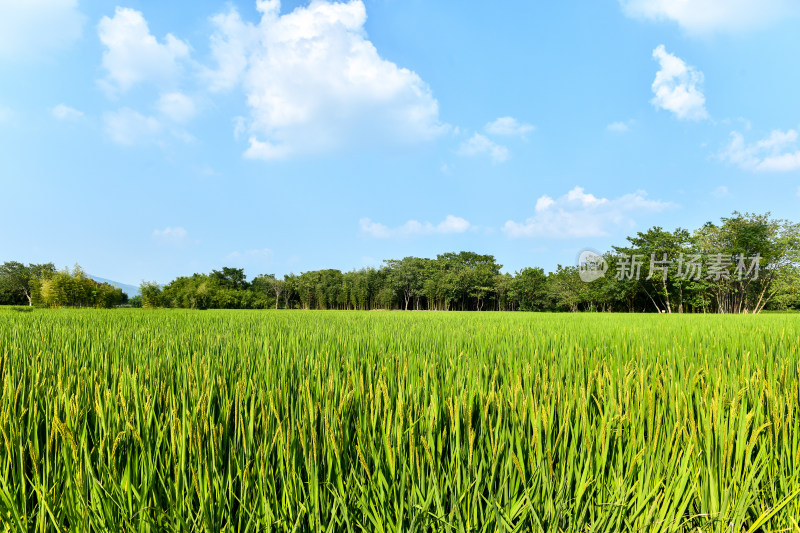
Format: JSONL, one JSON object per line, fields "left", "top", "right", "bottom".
{"left": 1, "top": 0, "right": 799, "bottom": 285}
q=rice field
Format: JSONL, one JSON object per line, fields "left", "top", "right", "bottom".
{"left": 1, "top": 308, "right": 800, "bottom": 532}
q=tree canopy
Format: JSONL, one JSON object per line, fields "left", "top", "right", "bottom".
{"left": 3, "top": 212, "right": 798, "bottom": 313}
{"left": 0, "top": 263, "right": 127, "bottom": 308}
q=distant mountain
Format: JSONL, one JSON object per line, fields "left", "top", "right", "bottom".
{"left": 90, "top": 276, "right": 140, "bottom": 297}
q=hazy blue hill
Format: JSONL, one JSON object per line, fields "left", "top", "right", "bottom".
{"left": 90, "top": 276, "right": 140, "bottom": 297}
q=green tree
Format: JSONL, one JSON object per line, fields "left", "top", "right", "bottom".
{"left": 0, "top": 261, "right": 55, "bottom": 306}
{"left": 140, "top": 281, "right": 163, "bottom": 309}
{"left": 547, "top": 266, "right": 590, "bottom": 312}
{"left": 615, "top": 227, "right": 693, "bottom": 313}
{"left": 385, "top": 257, "right": 426, "bottom": 310}
{"left": 513, "top": 267, "right": 548, "bottom": 311}
{"left": 694, "top": 212, "right": 800, "bottom": 313}
{"left": 211, "top": 267, "right": 249, "bottom": 290}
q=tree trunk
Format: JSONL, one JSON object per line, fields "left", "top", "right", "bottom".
{"left": 661, "top": 279, "right": 672, "bottom": 313}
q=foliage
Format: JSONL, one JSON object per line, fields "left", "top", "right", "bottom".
{"left": 144, "top": 213, "right": 797, "bottom": 314}
{"left": 4, "top": 212, "right": 799, "bottom": 314}
{"left": 34, "top": 264, "right": 127, "bottom": 308}
{"left": 0, "top": 262, "right": 55, "bottom": 306}
{"left": 139, "top": 281, "right": 163, "bottom": 309}
{"left": 1, "top": 309, "right": 800, "bottom": 530}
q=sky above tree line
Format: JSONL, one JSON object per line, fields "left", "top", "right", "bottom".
{"left": 1, "top": 0, "right": 799, "bottom": 285}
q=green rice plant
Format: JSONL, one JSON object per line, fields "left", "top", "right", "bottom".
{"left": 0, "top": 308, "right": 799, "bottom": 531}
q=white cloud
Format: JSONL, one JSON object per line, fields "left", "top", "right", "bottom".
{"left": 620, "top": 0, "right": 800, "bottom": 34}
{"left": 206, "top": 1, "right": 446, "bottom": 160}
{"left": 98, "top": 7, "right": 190, "bottom": 93}
{"left": 359, "top": 218, "right": 391, "bottom": 239}
{"left": 651, "top": 45, "right": 708, "bottom": 121}
{"left": 157, "top": 92, "right": 196, "bottom": 122}
{"left": 52, "top": 104, "right": 83, "bottom": 121}
{"left": 0, "top": 106, "right": 12, "bottom": 123}
{"left": 503, "top": 186, "right": 676, "bottom": 239}
{"left": 720, "top": 128, "right": 800, "bottom": 172}
{"left": 233, "top": 116, "right": 247, "bottom": 140}
{"left": 104, "top": 108, "right": 161, "bottom": 145}
{"left": 360, "top": 215, "right": 472, "bottom": 239}
{"left": 607, "top": 121, "right": 631, "bottom": 133}
{"left": 152, "top": 226, "right": 188, "bottom": 245}
{"left": 485, "top": 116, "right": 534, "bottom": 137}
{"left": 244, "top": 138, "right": 292, "bottom": 160}
{"left": 535, "top": 195, "right": 555, "bottom": 212}
{"left": 204, "top": 8, "right": 257, "bottom": 92}
{"left": 437, "top": 215, "right": 472, "bottom": 234}
{"left": 712, "top": 185, "right": 730, "bottom": 198}
{"left": 0, "top": 0, "right": 84, "bottom": 60}
{"left": 457, "top": 133, "right": 510, "bottom": 163}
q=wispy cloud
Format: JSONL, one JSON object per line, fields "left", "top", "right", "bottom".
{"left": 104, "top": 108, "right": 161, "bottom": 145}
{"left": 0, "top": 0, "right": 85, "bottom": 60}
{"left": 152, "top": 226, "right": 188, "bottom": 245}
{"left": 720, "top": 128, "right": 800, "bottom": 172}
{"left": 457, "top": 133, "right": 509, "bottom": 163}
{"left": 503, "top": 186, "right": 676, "bottom": 238}
{"left": 224, "top": 248, "right": 273, "bottom": 267}
{"left": 620, "top": 0, "right": 800, "bottom": 34}
{"left": 360, "top": 215, "right": 472, "bottom": 239}
{"left": 157, "top": 92, "right": 196, "bottom": 123}
{"left": 607, "top": 120, "right": 632, "bottom": 133}
{"left": 52, "top": 104, "right": 83, "bottom": 121}
{"left": 712, "top": 185, "right": 730, "bottom": 198}
{"left": 485, "top": 116, "right": 534, "bottom": 137}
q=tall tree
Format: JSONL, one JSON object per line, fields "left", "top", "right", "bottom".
{"left": 0, "top": 261, "right": 55, "bottom": 306}
{"left": 385, "top": 257, "right": 426, "bottom": 310}
{"left": 513, "top": 267, "right": 548, "bottom": 311}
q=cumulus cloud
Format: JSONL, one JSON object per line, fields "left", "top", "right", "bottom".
{"left": 619, "top": 0, "right": 800, "bottom": 34}
{"left": 651, "top": 45, "right": 708, "bottom": 121}
{"left": 457, "top": 133, "right": 510, "bottom": 163}
{"left": 503, "top": 186, "right": 676, "bottom": 239}
{"left": 720, "top": 128, "right": 800, "bottom": 172}
{"left": 0, "top": 0, "right": 84, "bottom": 60}
{"left": 485, "top": 116, "right": 534, "bottom": 137}
{"left": 52, "top": 104, "right": 83, "bottom": 121}
{"left": 98, "top": 7, "right": 190, "bottom": 93}
{"left": 152, "top": 226, "right": 188, "bottom": 245}
{"left": 104, "top": 108, "right": 161, "bottom": 145}
{"left": 205, "top": 1, "right": 446, "bottom": 160}
{"left": 360, "top": 215, "right": 472, "bottom": 239}
{"left": 157, "top": 92, "right": 196, "bottom": 122}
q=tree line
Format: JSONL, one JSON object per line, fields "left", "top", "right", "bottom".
{"left": 0, "top": 263, "right": 128, "bottom": 308}
{"left": 135, "top": 212, "right": 799, "bottom": 314}
{"left": 2, "top": 212, "right": 797, "bottom": 313}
